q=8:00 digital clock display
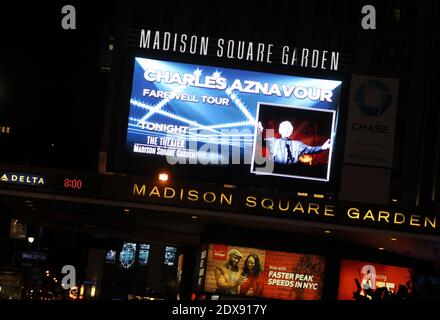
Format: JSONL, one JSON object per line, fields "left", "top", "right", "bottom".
{"left": 63, "top": 178, "right": 83, "bottom": 189}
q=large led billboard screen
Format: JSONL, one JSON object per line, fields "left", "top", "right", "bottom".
{"left": 203, "top": 244, "right": 325, "bottom": 300}
{"left": 337, "top": 259, "right": 411, "bottom": 300}
{"left": 125, "top": 57, "right": 342, "bottom": 182}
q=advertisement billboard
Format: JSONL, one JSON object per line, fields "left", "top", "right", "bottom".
{"left": 344, "top": 75, "right": 399, "bottom": 168}
{"left": 138, "top": 243, "right": 150, "bottom": 266}
{"left": 125, "top": 57, "right": 342, "bottom": 182}
{"left": 105, "top": 250, "right": 117, "bottom": 264}
{"left": 337, "top": 259, "right": 411, "bottom": 300}
{"left": 164, "top": 246, "right": 178, "bottom": 266}
{"left": 119, "top": 242, "right": 137, "bottom": 269}
{"left": 204, "top": 244, "right": 325, "bottom": 300}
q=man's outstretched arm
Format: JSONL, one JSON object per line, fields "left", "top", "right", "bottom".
{"left": 299, "top": 139, "right": 331, "bottom": 155}
{"left": 321, "top": 139, "right": 331, "bottom": 150}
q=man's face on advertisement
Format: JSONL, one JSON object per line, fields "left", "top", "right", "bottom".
{"left": 279, "top": 121, "right": 293, "bottom": 138}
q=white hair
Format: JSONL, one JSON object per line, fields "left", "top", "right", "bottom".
{"left": 279, "top": 121, "right": 294, "bottom": 137}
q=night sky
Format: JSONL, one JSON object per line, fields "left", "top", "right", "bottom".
{"left": 0, "top": 1, "right": 114, "bottom": 169}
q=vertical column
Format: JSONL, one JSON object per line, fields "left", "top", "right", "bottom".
{"left": 147, "top": 243, "right": 165, "bottom": 294}
{"left": 86, "top": 249, "right": 105, "bottom": 299}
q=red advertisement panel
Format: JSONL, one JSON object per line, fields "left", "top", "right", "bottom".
{"left": 337, "top": 259, "right": 411, "bottom": 300}
{"left": 204, "top": 244, "right": 325, "bottom": 300}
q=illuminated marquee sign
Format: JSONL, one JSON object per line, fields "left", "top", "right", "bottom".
{"left": 130, "top": 181, "right": 440, "bottom": 235}
{"left": 0, "top": 172, "right": 46, "bottom": 187}
{"left": 126, "top": 57, "right": 342, "bottom": 182}
{"left": 135, "top": 29, "right": 342, "bottom": 71}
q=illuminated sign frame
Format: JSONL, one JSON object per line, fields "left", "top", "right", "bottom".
{"left": 0, "top": 166, "right": 436, "bottom": 237}
{"left": 131, "top": 29, "right": 345, "bottom": 72}
{"left": 121, "top": 56, "right": 343, "bottom": 187}
{"left": 251, "top": 102, "right": 337, "bottom": 182}
{"left": 203, "top": 243, "right": 326, "bottom": 300}
{"left": 130, "top": 180, "right": 440, "bottom": 236}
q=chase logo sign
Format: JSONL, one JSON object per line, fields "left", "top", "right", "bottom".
{"left": 355, "top": 80, "right": 392, "bottom": 117}
{"left": 0, "top": 172, "right": 46, "bottom": 186}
